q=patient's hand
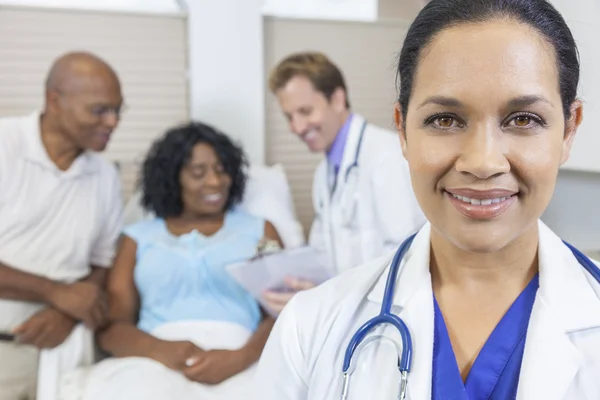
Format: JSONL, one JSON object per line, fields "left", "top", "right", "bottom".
{"left": 47, "top": 281, "right": 108, "bottom": 329}
{"left": 183, "top": 349, "right": 247, "bottom": 385}
{"left": 13, "top": 307, "right": 76, "bottom": 349}
{"left": 262, "top": 276, "right": 317, "bottom": 315}
{"left": 149, "top": 340, "right": 204, "bottom": 371}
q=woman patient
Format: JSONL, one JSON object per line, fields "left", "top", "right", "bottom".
{"left": 80, "top": 122, "right": 282, "bottom": 400}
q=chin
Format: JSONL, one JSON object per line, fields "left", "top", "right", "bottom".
{"left": 441, "top": 223, "right": 519, "bottom": 254}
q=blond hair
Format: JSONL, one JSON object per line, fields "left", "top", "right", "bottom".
{"left": 268, "top": 52, "right": 350, "bottom": 108}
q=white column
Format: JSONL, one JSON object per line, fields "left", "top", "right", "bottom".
{"left": 184, "top": 0, "right": 266, "bottom": 165}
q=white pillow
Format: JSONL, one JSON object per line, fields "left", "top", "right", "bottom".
{"left": 239, "top": 164, "right": 305, "bottom": 248}
{"left": 122, "top": 164, "right": 305, "bottom": 249}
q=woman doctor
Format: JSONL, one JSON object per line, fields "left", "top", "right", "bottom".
{"left": 252, "top": 0, "right": 600, "bottom": 399}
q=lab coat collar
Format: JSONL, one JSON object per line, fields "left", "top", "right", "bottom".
{"left": 366, "top": 222, "right": 432, "bottom": 308}
{"left": 366, "top": 223, "right": 434, "bottom": 399}
{"left": 536, "top": 220, "right": 600, "bottom": 332}
{"left": 517, "top": 221, "right": 600, "bottom": 400}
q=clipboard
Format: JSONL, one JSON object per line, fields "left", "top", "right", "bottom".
{"left": 226, "top": 246, "right": 332, "bottom": 315}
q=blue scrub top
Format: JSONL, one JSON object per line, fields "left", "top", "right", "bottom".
{"left": 432, "top": 274, "right": 539, "bottom": 400}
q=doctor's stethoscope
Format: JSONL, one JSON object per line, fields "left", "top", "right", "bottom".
{"left": 340, "top": 233, "right": 600, "bottom": 400}
{"left": 318, "top": 121, "right": 367, "bottom": 228}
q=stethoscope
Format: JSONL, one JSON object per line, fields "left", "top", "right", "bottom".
{"left": 319, "top": 121, "right": 367, "bottom": 226}
{"left": 340, "top": 233, "right": 600, "bottom": 400}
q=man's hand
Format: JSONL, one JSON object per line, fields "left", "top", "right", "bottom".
{"left": 47, "top": 281, "right": 107, "bottom": 329}
{"left": 183, "top": 349, "right": 248, "bottom": 385}
{"left": 149, "top": 340, "right": 205, "bottom": 371}
{"left": 13, "top": 308, "right": 76, "bottom": 349}
{"left": 262, "top": 276, "right": 317, "bottom": 315}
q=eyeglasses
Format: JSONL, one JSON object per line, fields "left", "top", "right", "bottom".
{"left": 89, "top": 104, "right": 128, "bottom": 119}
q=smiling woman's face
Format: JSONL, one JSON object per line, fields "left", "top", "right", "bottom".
{"left": 397, "top": 19, "right": 582, "bottom": 253}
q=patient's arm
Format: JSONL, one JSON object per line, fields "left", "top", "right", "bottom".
{"left": 239, "top": 311, "right": 276, "bottom": 367}
{"left": 97, "top": 235, "right": 155, "bottom": 356}
{"left": 97, "top": 235, "right": 202, "bottom": 370}
{"left": 264, "top": 220, "right": 284, "bottom": 249}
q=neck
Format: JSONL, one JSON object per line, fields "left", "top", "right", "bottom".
{"left": 166, "top": 212, "right": 226, "bottom": 236}
{"left": 175, "top": 211, "right": 225, "bottom": 224}
{"left": 40, "top": 113, "right": 82, "bottom": 170}
{"left": 429, "top": 224, "right": 539, "bottom": 293}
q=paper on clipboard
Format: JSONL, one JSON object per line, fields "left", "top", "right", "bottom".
{"left": 225, "top": 246, "right": 332, "bottom": 315}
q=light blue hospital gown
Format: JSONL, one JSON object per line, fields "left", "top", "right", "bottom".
{"left": 124, "top": 208, "right": 265, "bottom": 334}
{"left": 76, "top": 209, "right": 267, "bottom": 400}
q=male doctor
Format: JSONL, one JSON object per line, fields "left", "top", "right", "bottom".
{"left": 262, "top": 52, "right": 425, "bottom": 313}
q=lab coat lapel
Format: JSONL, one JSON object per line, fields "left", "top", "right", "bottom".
{"left": 517, "top": 221, "right": 600, "bottom": 400}
{"left": 367, "top": 224, "right": 434, "bottom": 399}
{"left": 314, "top": 160, "right": 335, "bottom": 269}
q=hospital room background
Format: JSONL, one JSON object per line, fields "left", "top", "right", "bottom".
{"left": 0, "top": 0, "right": 598, "bottom": 257}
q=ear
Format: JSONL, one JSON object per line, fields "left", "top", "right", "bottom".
{"left": 45, "top": 89, "right": 62, "bottom": 114}
{"left": 394, "top": 102, "right": 408, "bottom": 158}
{"left": 560, "top": 100, "right": 583, "bottom": 166}
{"left": 330, "top": 87, "right": 347, "bottom": 113}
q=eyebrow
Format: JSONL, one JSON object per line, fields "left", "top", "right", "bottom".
{"left": 418, "top": 96, "right": 464, "bottom": 109}
{"left": 417, "top": 95, "right": 553, "bottom": 109}
{"left": 506, "top": 95, "right": 554, "bottom": 108}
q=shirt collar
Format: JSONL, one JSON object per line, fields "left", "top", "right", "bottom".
{"left": 22, "top": 111, "right": 99, "bottom": 176}
{"left": 326, "top": 113, "right": 353, "bottom": 169}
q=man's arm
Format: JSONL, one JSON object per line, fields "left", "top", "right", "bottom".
{"left": 0, "top": 263, "right": 108, "bottom": 302}
{"left": 0, "top": 262, "right": 58, "bottom": 302}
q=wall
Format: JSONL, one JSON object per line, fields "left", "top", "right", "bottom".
{"left": 183, "top": 0, "right": 266, "bottom": 165}
{"left": 0, "top": 0, "right": 182, "bottom": 14}
{"left": 543, "top": 170, "right": 600, "bottom": 254}
{"left": 550, "top": 0, "right": 600, "bottom": 173}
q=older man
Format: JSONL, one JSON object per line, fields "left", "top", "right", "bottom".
{"left": 0, "top": 52, "right": 124, "bottom": 399}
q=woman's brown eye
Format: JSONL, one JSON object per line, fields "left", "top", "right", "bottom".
{"left": 515, "top": 116, "right": 531, "bottom": 127}
{"left": 437, "top": 117, "right": 454, "bottom": 127}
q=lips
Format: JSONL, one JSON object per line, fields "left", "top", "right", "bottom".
{"left": 203, "top": 193, "right": 225, "bottom": 205}
{"left": 445, "top": 188, "right": 518, "bottom": 220}
{"left": 301, "top": 129, "right": 318, "bottom": 143}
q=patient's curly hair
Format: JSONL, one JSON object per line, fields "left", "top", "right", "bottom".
{"left": 140, "top": 122, "right": 248, "bottom": 218}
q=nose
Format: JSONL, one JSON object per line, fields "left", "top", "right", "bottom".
{"left": 455, "top": 123, "right": 510, "bottom": 179}
{"left": 102, "top": 110, "right": 119, "bottom": 129}
{"left": 204, "top": 168, "right": 221, "bottom": 187}
{"left": 290, "top": 115, "right": 308, "bottom": 135}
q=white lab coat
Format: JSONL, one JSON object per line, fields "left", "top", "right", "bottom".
{"left": 254, "top": 221, "right": 600, "bottom": 399}
{"left": 309, "top": 114, "right": 426, "bottom": 274}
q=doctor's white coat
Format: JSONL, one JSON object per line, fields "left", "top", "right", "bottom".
{"left": 309, "top": 113, "right": 426, "bottom": 274}
{"left": 254, "top": 221, "right": 600, "bottom": 400}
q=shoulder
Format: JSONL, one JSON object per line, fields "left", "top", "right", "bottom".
{"left": 123, "top": 218, "right": 163, "bottom": 244}
{"left": 227, "top": 207, "right": 266, "bottom": 236}
{"left": 87, "top": 154, "right": 121, "bottom": 183}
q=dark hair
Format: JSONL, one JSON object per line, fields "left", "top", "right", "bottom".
{"left": 140, "top": 122, "right": 248, "bottom": 218}
{"left": 269, "top": 52, "right": 351, "bottom": 109}
{"left": 397, "top": 0, "right": 579, "bottom": 122}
